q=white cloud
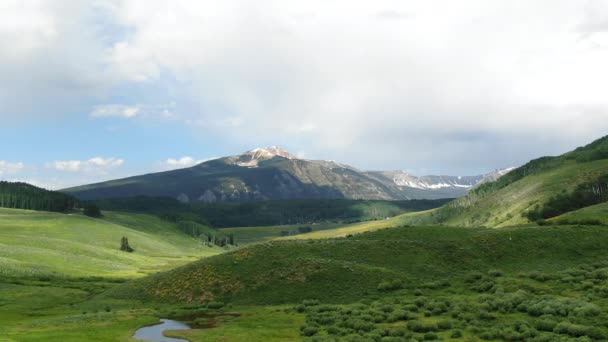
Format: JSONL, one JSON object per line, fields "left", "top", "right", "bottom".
{"left": 159, "top": 156, "right": 214, "bottom": 171}
{"left": 90, "top": 104, "right": 140, "bottom": 118}
{"left": 50, "top": 160, "right": 82, "bottom": 172}
{"left": 0, "top": 160, "right": 25, "bottom": 176}
{"left": 48, "top": 157, "right": 124, "bottom": 173}
{"left": 2, "top": 1, "right": 608, "bottom": 174}
{"left": 103, "top": 0, "right": 608, "bottom": 172}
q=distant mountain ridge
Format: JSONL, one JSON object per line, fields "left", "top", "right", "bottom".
{"left": 63, "top": 146, "right": 513, "bottom": 202}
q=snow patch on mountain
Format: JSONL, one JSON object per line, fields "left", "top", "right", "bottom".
{"left": 389, "top": 167, "right": 515, "bottom": 190}
{"left": 235, "top": 146, "right": 298, "bottom": 167}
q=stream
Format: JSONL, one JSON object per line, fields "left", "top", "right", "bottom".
{"left": 133, "top": 319, "right": 191, "bottom": 342}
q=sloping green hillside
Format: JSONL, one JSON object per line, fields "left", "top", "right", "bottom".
{"left": 111, "top": 224, "right": 608, "bottom": 305}
{"left": 550, "top": 202, "right": 608, "bottom": 225}
{"left": 0, "top": 208, "right": 222, "bottom": 278}
{"left": 405, "top": 136, "right": 608, "bottom": 227}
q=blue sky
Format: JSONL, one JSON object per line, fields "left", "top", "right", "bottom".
{"left": 1, "top": 1, "right": 608, "bottom": 189}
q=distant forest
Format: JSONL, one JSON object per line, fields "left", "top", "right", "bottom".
{"left": 92, "top": 196, "right": 452, "bottom": 228}
{"left": 0, "top": 181, "right": 78, "bottom": 212}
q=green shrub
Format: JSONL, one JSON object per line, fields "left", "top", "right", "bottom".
{"left": 301, "top": 326, "right": 319, "bottom": 336}
{"left": 303, "top": 299, "right": 320, "bottom": 307}
{"left": 488, "top": 269, "right": 503, "bottom": 277}
{"left": 423, "top": 332, "right": 438, "bottom": 340}
{"left": 378, "top": 279, "right": 404, "bottom": 292}
{"left": 207, "top": 301, "right": 224, "bottom": 309}
{"left": 535, "top": 319, "right": 557, "bottom": 332}
{"left": 553, "top": 322, "right": 606, "bottom": 339}
{"left": 465, "top": 272, "right": 484, "bottom": 283}
{"left": 437, "top": 320, "right": 452, "bottom": 330}
{"left": 407, "top": 320, "right": 438, "bottom": 333}
{"left": 450, "top": 330, "right": 463, "bottom": 338}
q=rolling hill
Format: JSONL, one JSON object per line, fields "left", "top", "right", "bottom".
{"left": 0, "top": 208, "right": 222, "bottom": 278}
{"left": 402, "top": 135, "right": 608, "bottom": 227}
{"left": 62, "top": 146, "right": 512, "bottom": 202}
{"left": 111, "top": 224, "right": 608, "bottom": 305}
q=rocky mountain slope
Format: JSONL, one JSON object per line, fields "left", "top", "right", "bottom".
{"left": 63, "top": 146, "right": 512, "bottom": 202}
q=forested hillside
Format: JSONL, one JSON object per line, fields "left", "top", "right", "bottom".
{"left": 92, "top": 196, "right": 451, "bottom": 227}
{"left": 405, "top": 135, "right": 608, "bottom": 227}
{"left": 0, "top": 181, "right": 78, "bottom": 212}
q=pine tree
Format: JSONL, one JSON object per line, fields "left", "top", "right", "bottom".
{"left": 120, "top": 236, "right": 134, "bottom": 252}
{"left": 83, "top": 203, "right": 102, "bottom": 217}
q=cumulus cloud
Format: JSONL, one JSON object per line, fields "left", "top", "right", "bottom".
{"left": 0, "top": 1, "right": 120, "bottom": 121}
{"left": 0, "top": 161, "right": 25, "bottom": 176}
{"left": 103, "top": 0, "right": 608, "bottom": 172}
{"left": 159, "top": 156, "right": 216, "bottom": 171}
{"left": 90, "top": 105, "right": 140, "bottom": 118}
{"left": 48, "top": 157, "right": 124, "bottom": 173}
{"left": 2, "top": 1, "right": 608, "bottom": 174}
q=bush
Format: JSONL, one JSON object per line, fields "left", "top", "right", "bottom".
{"left": 437, "top": 320, "right": 452, "bottom": 330}
{"left": 378, "top": 279, "right": 404, "bottom": 292}
{"left": 553, "top": 322, "right": 606, "bottom": 339}
{"left": 207, "top": 301, "right": 224, "bottom": 309}
{"left": 83, "top": 203, "right": 102, "bottom": 217}
{"left": 301, "top": 326, "right": 319, "bottom": 336}
{"left": 465, "top": 272, "right": 484, "bottom": 283}
{"left": 302, "top": 299, "right": 320, "bottom": 307}
{"left": 407, "top": 320, "right": 438, "bottom": 333}
{"left": 423, "top": 332, "right": 438, "bottom": 340}
{"left": 535, "top": 319, "right": 557, "bottom": 332}
{"left": 450, "top": 330, "right": 463, "bottom": 338}
{"left": 488, "top": 269, "right": 503, "bottom": 277}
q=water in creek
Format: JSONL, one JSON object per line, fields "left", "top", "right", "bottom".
{"left": 132, "top": 319, "right": 191, "bottom": 342}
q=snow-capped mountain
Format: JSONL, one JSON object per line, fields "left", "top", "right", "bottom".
{"left": 231, "top": 146, "right": 298, "bottom": 167}
{"left": 64, "top": 146, "right": 514, "bottom": 203}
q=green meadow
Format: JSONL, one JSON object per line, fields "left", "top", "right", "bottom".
{"left": 0, "top": 208, "right": 222, "bottom": 278}
{"left": 2, "top": 135, "right": 608, "bottom": 341}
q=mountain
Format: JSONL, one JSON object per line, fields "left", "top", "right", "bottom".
{"left": 404, "top": 135, "right": 608, "bottom": 227}
{"left": 62, "top": 146, "right": 512, "bottom": 202}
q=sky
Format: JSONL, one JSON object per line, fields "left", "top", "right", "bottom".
{"left": 1, "top": 0, "right": 608, "bottom": 189}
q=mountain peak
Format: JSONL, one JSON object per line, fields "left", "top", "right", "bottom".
{"left": 235, "top": 146, "right": 298, "bottom": 167}
{"left": 247, "top": 146, "right": 297, "bottom": 159}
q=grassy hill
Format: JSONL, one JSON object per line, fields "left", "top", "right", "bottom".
{"left": 111, "top": 224, "right": 608, "bottom": 305}
{"left": 550, "top": 202, "right": 608, "bottom": 225}
{"left": 0, "top": 208, "right": 223, "bottom": 278}
{"left": 403, "top": 135, "right": 608, "bottom": 227}
{"left": 99, "top": 224, "right": 608, "bottom": 341}
{"left": 0, "top": 208, "right": 234, "bottom": 341}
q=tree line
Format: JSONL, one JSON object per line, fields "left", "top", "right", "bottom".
{"left": 0, "top": 181, "right": 78, "bottom": 212}
{"left": 525, "top": 174, "right": 608, "bottom": 221}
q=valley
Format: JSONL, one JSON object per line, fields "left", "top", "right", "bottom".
{"left": 4, "top": 2, "right": 608, "bottom": 341}
{"left": 1, "top": 136, "right": 608, "bottom": 341}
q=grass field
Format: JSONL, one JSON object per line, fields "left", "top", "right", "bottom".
{"left": 3, "top": 185, "right": 608, "bottom": 341}
{"left": 218, "top": 222, "right": 346, "bottom": 245}
{"left": 0, "top": 208, "right": 233, "bottom": 341}
{"left": 0, "top": 208, "right": 224, "bottom": 278}
{"left": 216, "top": 210, "right": 434, "bottom": 246}
{"left": 97, "top": 223, "right": 608, "bottom": 341}
{"left": 282, "top": 210, "right": 434, "bottom": 240}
